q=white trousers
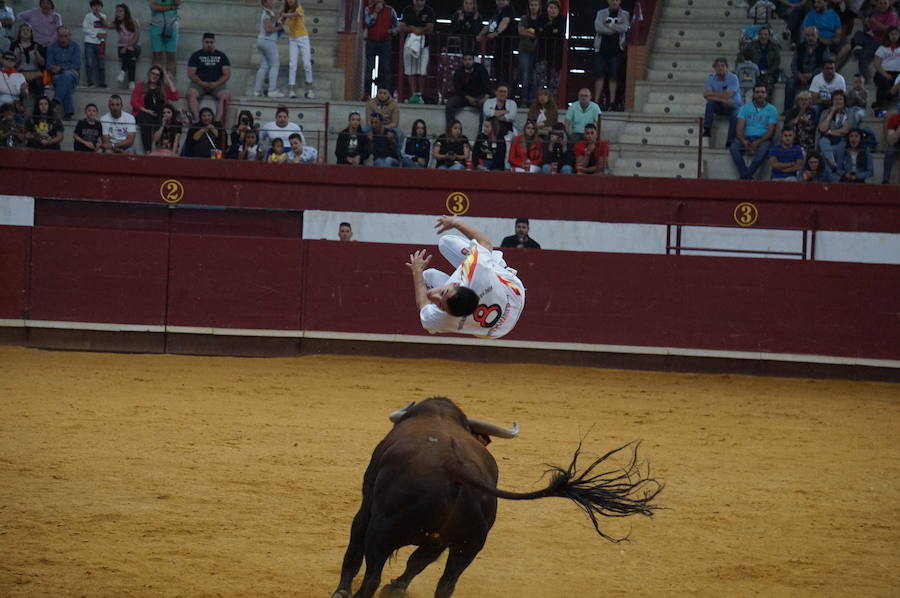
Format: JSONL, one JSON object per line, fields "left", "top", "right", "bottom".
{"left": 423, "top": 235, "right": 468, "bottom": 289}
{"left": 288, "top": 35, "right": 313, "bottom": 86}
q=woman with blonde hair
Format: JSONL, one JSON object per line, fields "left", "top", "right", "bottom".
{"left": 527, "top": 87, "right": 558, "bottom": 137}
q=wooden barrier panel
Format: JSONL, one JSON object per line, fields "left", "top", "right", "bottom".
{"left": 0, "top": 225, "right": 30, "bottom": 320}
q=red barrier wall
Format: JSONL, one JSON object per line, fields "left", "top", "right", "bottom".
{"left": 0, "top": 225, "right": 30, "bottom": 320}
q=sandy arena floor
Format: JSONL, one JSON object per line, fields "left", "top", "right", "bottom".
{"left": 0, "top": 346, "right": 898, "bottom": 598}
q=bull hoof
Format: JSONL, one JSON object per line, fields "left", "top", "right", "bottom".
{"left": 330, "top": 591, "right": 352, "bottom": 598}
{"left": 378, "top": 583, "right": 407, "bottom": 598}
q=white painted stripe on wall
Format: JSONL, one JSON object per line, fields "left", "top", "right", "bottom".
{"left": 0, "top": 195, "right": 35, "bottom": 227}
{"left": 23, "top": 320, "right": 165, "bottom": 333}
{"left": 165, "top": 325, "right": 302, "bottom": 338}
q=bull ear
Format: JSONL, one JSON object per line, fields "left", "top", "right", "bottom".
{"left": 388, "top": 401, "right": 416, "bottom": 423}
{"left": 467, "top": 417, "right": 519, "bottom": 439}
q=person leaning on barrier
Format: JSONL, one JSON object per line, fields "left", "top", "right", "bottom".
{"left": 339, "top": 222, "right": 353, "bottom": 241}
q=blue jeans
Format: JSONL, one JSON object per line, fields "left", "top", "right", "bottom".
{"left": 365, "top": 40, "right": 392, "bottom": 93}
{"left": 729, "top": 137, "right": 771, "bottom": 180}
{"left": 817, "top": 135, "right": 845, "bottom": 170}
{"left": 540, "top": 163, "right": 573, "bottom": 174}
{"left": 402, "top": 156, "right": 427, "bottom": 168}
{"left": 84, "top": 42, "right": 105, "bottom": 86}
{"left": 704, "top": 100, "right": 737, "bottom": 146}
{"left": 883, "top": 145, "right": 899, "bottom": 182}
{"left": 52, "top": 70, "right": 78, "bottom": 115}
{"left": 373, "top": 156, "right": 400, "bottom": 167}
{"left": 518, "top": 50, "right": 535, "bottom": 103}
{"left": 255, "top": 39, "right": 280, "bottom": 93}
{"left": 437, "top": 163, "right": 466, "bottom": 170}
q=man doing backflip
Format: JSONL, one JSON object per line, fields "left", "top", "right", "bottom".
{"left": 406, "top": 215, "right": 525, "bottom": 339}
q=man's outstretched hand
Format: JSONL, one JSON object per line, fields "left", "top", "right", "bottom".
{"left": 434, "top": 215, "right": 458, "bottom": 234}
{"left": 406, "top": 249, "right": 432, "bottom": 273}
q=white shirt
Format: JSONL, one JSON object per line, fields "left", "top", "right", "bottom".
{"left": 287, "top": 145, "right": 318, "bottom": 163}
{"left": 101, "top": 111, "right": 137, "bottom": 144}
{"left": 0, "top": 70, "right": 26, "bottom": 104}
{"left": 809, "top": 72, "right": 846, "bottom": 102}
{"left": 482, "top": 97, "right": 517, "bottom": 127}
{"left": 259, "top": 120, "right": 305, "bottom": 149}
{"left": 875, "top": 45, "right": 900, "bottom": 72}
{"left": 1, "top": 5, "right": 14, "bottom": 40}
{"left": 419, "top": 239, "right": 526, "bottom": 339}
{"left": 81, "top": 11, "right": 107, "bottom": 44}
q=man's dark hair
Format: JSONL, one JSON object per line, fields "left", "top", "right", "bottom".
{"left": 515, "top": 217, "right": 529, "bottom": 225}
{"left": 276, "top": 106, "right": 289, "bottom": 116}
{"left": 462, "top": 51, "right": 475, "bottom": 59}
{"left": 494, "top": 82, "right": 510, "bottom": 92}
{"left": 288, "top": 132, "right": 302, "bottom": 142}
{"left": 446, "top": 286, "right": 479, "bottom": 317}
{"left": 823, "top": 58, "right": 836, "bottom": 66}
{"left": 85, "top": 103, "right": 98, "bottom": 111}
{"left": 584, "top": 123, "right": 597, "bottom": 131}
{"left": 109, "top": 94, "right": 122, "bottom": 102}
{"left": 339, "top": 221, "right": 351, "bottom": 229}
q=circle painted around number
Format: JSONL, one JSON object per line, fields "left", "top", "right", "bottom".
{"left": 734, "top": 202, "right": 759, "bottom": 227}
{"left": 446, "top": 192, "right": 470, "bottom": 215}
{"left": 160, "top": 179, "right": 184, "bottom": 204}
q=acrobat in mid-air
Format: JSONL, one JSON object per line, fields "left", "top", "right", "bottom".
{"left": 406, "top": 216, "right": 526, "bottom": 339}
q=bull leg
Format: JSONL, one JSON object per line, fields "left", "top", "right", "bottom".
{"left": 332, "top": 502, "right": 373, "bottom": 598}
{"left": 382, "top": 544, "right": 447, "bottom": 597}
{"left": 434, "top": 544, "right": 482, "bottom": 598}
{"left": 353, "top": 536, "right": 393, "bottom": 598}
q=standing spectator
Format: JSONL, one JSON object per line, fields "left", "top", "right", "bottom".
{"left": 363, "top": 0, "right": 398, "bottom": 98}
{"left": 100, "top": 93, "right": 137, "bottom": 153}
{"left": 10, "top": 23, "right": 44, "bottom": 98}
{"left": 873, "top": 26, "right": 900, "bottom": 112}
{"left": 482, "top": 81, "right": 517, "bottom": 140}
{"left": 702, "top": 58, "right": 740, "bottom": 145}
{"left": 500, "top": 218, "right": 541, "bottom": 248}
{"left": 798, "top": 150, "right": 833, "bottom": 181}
{"left": 111, "top": 3, "right": 140, "bottom": 89}
{"left": 152, "top": 102, "right": 181, "bottom": 153}
{"left": 565, "top": 87, "right": 601, "bottom": 141}
{"left": 149, "top": 0, "right": 181, "bottom": 77}
{"left": 785, "top": 90, "right": 819, "bottom": 152}
{"left": 784, "top": 26, "right": 831, "bottom": 111}
{"left": 444, "top": 52, "right": 490, "bottom": 128}
{"left": 471, "top": 117, "right": 506, "bottom": 170}
{"left": 593, "top": 0, "right": 629, "bottom": 111}
{"left": 730, "top": 84, "right": 778, "bottom": 180}
{"left": 432, "top": 118, "right": 469, "bottom": 169}
{"left": 528, "top": 86, "right": 559, "bottom": 137}
{"left": 817, "top": 88, "right": 850, "bottom": 171}
{"left": 0, "top": 1, "right": 13, "bottom": 54}
{"left": 837, "top": 128, "right": 874, "bottom": 182}
{"left": 0, "top": 101, "right": 25, "bottom": 147}
{"left": 73, "top": 102, "right": 103, "bottom": 151}
{"left": 848, "top": 0, "right": 898, "bottom": 79}
{"left": 517, "top": 0, "right": 543, "bottom": 104}
{"left": 186, "top": 33, "right": 231, "bottom": 125}
{"left": 401, "top": 118, "right": 430, "bottom": 167}
{"left": 881, "top": 110, "right": 900, "bottom": 183}
{"left": 508, "top": 119, "right": 542, "bottom": 172}
{"left": 368, "top": 112, "right": 400, "bottom": 166}
{"left": 399, "top": 0, "right": 435, "bottom": 102}
{"left": 255, "top": 0, "right": 284, "bottom": 98}
{"left": 0, "top": 50, "right": 28, "bottom": 109}
{"left": 259, "top": 105, "right": 304, "bottom": 150}
{"left": 24, "top": 95, "right": 62, "bottom": 148}
{"left": 767, "top": 127, "right": 805, "bottom": 180}
{"left": 803, "top": 0, "right": 844, "bottom": 49}
{"left": 15, "top": 0, "right": 61, "bottom": 52}
{"left": 335, "top": 111, "right": 370, "bottom": 165}
{"left": 535, "top": 0, "right": 564, "bottom": 97}
{"left": 846, "top": 73, "right": 868, "bottom": 126}
{"left": 540, "top": 125, "right": 574, "bottom": 173}
{"left": 573, "top": 122, "right": 604, "bottom": 174}
{"left": 809, "top": 58, "right": 846, "bottom": 118}
{"left": 477, "top": 0, "right": 516, "bottom": 86}
{"left": 737, "top": 26, "right": 780, "bottom": 101}
{"left": 131, "top": 65, "right": 179, "bottom": 153}
{"left": 286, "top": 131, "right": 318, "bottom": 163}
{"left": 46, "top": 26, "right": 80, "bottom": 120}
{"left": 283, "top": 0, "right": 315, "bottom": 99}
{"left": 339, "top": 222, "right": 353, "bottom": 240}
{"left": 449, "top": 0, "right": 480, "bottom": 55}
{"left": 776, "top": 0, "right": 807, "bottom": 46}
{"left": 184, "top": 106, "right": 224, "bottom": 158}
{"left": 82, "top": 0, "right": 107, "bottom": 88}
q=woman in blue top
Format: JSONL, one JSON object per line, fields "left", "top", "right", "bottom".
{"left": 837, "top": 128, "right": 874, "bottom": 183}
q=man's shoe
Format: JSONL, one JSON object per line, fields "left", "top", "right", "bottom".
{"left": 305, "top": 88, "right": 315, "bottom": 99}
{"left": 289, "top": 87, "right": 297, "bottom": 98}
{"left": 117, "top": 70, "right": 125, "bottom": 84}
{"left": 268, "top": 89, "right": 285, "bottom": 98}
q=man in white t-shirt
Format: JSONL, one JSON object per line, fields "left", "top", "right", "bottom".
{"left": 809, "top": 59, "right": 846, "bottom": 117}
{"left": 407, "top": 215, "right": 526, "bottom": 339}
{"left": 0, "top": 51, "right": 27, "bottom": 107}
{"left": 100, "top": 94, "right": 136, "bottom": 153}
{"left": 259, "top": 105, "right": 304, "bottom": 152}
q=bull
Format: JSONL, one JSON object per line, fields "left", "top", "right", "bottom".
{"left": 331, "top": 397, "right": 663, "bottom": 598}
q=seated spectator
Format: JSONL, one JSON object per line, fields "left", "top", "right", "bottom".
{"left": 540, "top": 125, "right": 574, "bottom": 173}
{"left": 785, "top": 90, "right": 818, "bottom": 152}
{"left": 730, "top": 84, "right": 778, "bottom": 180}
{"left": 574, "top": 122, "right": 604, "bottom": 174}
{"left": 149, "top": 133, "right": 174, "bottom": 156}
{"left": 186, "top": 33, "right": 231, "bottom": 125}
{"left": 803, "top": 0, "right": 844, "bottom": 50}
{"left": 508, "top": 119, "right": 543, "bottom": 172}
{"left": 483, "top": 82, "right": 517, "bottom": 140}
{"left": 837, "top": 128, "right": 874, "bottom": 182}
{"left": 267, "top": 137, "right": 288, "bottom": 163}
{"left": 259, "top": 106, "right": 304, "bottom": 152}
{"left": 809, "top": 59, "right": 846, "bottom": 118}
{"left": 227, "top": 109, "right": 256, "bottom": 157}
{"left": 15, "top": 0, "right": 61, "bottom": 52}
{"left": 471, "top": 118, "right": 506, "bottom": 170}
{"left": 476, "top": 0, "right": 517, "bottom": 87}
{"left": 110, "top": 4, "right": 140, "bottom": 90}
{"left": 527, "top": 87, "right": 559, "bottom": 138}
{"left": 873, "top": 26, "right": 900, "bottom": 112}
{"left": 81, "top": 0, "right": 108, "bottom": 88}
{"left": 132, "top": 65, "right": 180, "bottom": 154}
{"left": 448, "top": 0, "right": 480, "bottom": 55}
{"left": 798, "top": 150, "right": 833, "bottom": 181}
{"left": 785, "top": 26, "right": 831, "bottom": 112}
{"left": 46, "top": 26, "right": 79, "bottom": 119}
{"left": 842, "top": 74, "right": 868, "bottom": 129}
{"left": 847, "top": 0, "right": 898, "bottom": 78}
{"left": 152, "top": 103, "right": 182, "bottom": 155}
{"left": 565, "top": 87, "right": 601, "bottom": 141}
{"left": 432, "top": 119, "right": 469, "bottom": 169}
{"left": 368, "top": 112, "right": 400, "bottom": 167}
{"left": 399, "top": 0, "right": 435, "bottom": 102}
{"left": 882, "top": 109, "right": 900, "bottom": 183}
{"left": 73, "top": 102, "right": 102, "bottom": 151}
{"left": 184, "top": 106, "right": 224, "bottom": 158}
{"left": 339, "top": 221, "right": 353, "bottom": 241}
{"left": 517, "top": 0, "right": 543, "bottom": 104}
{"left": 444, "top": 52, "right": 490, "bottom": 129}
{"left": 282, "top": 0, "right": 316, "bottom": 99}
{"left": 99, "top": 93, "right": 136, "bottom": 153}
{"left": 702, "top": 58, "right": 740, "bottom": 145}
{"left": 287, "top": 132, "right": 318, "bottom": 164}
{"left": 0, "top": 50, "right": 27, "bottom": 111}
{"left": 10, "top": 23, "right": 45, "bottom": 98}
{"left": 366, "top": 85, "right": 403, "bottom": 146}
{"left": 776, "top": 0, "right": 807, "bottom": 46}
{"left": 336, "top": 111, "right": 371, "bottom": 165}
{"left": 24, "top": 94, "right": 62, "bottom": 149}
{"left": 593, "top": 0, "right": 629, "bottom": 111}
{"left": 401, "top": 118, "right": 430, "bottom": 167}
{"left": 236, "top": 128, "right": 263, "bottom": 161}
{"left": 500, "top": 218, "right": 541, "bottom": 248}
{"left": 768, "top": 126, "right": 805, "bottom": 180}
{"left": 0, "top": 101, "right": 25, "bottom": 147}
{"left": 817, "top": 89, "right": 850, "bottom": 170}
{"left": 737, "top": 26, "right": 780, "bottom": 100}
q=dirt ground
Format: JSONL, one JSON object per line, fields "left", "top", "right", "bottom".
{"left": 1, "top": 346, "right": 898, "bottom": 598}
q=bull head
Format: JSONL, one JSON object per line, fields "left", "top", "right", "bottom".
{"left": 387, "top": 401, "right": 519, "bottom": 439}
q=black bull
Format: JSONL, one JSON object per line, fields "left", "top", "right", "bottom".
{"left": 331, "top": 397, "right": 663, "bottom": 598}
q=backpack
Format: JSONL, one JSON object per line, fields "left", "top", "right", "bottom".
{"left": 747, "top": 0, "right": 776, "bottom": 22}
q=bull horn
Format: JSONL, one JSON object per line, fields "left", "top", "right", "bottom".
{"left": 388, "top": 401, "right": 416, "bottom": 423}
{"left": 466, "top": 417, "right": 519, "bottom": 439}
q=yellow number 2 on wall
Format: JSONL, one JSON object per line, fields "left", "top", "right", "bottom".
{"left": 733, "top": 202, "right": 758, "bottom": 227}
{"left": 160, "top": 179, "right": 185, "bottom": 204}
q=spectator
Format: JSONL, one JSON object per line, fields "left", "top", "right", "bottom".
{"left": 535, "top": 0, "right": 564, "bottom": 97}
{"left": 798, "top": 150, "right": 833, "bottom": 181}
{"left": 401, "top": 118, "right": 430, "bottom": 167}
{"left": 432, "top": 119, "right": 469, "bottom": 169}
{"left": 0, "top": 101, "right": 25, "bottom": 147}
{"left": 809, "top": 58, "right": 846, "bottom": 118}
{"left": 149, "top": 0, "right": 181, "bottom": 77}
{"left": 837, "top": 128, "right": 874, "bottom": 182}
{"left": 846, "top": 73, "right": 868, "bottom": 126}
{"left": 448, "top": 0, "right": 480, "bottom": 55}
{"left": 882, "top": 109, "right": 900, "bottom": 183}
{"left": 283, "top": 0, "right": 315, "bottom": 99}
{"left": 186, "top": 32, "right": 231, "bottom": 125}
{"left": 267, "top": 137, "right": 288, "bottom": 162}
{"left": 785, "top": 90, "right": 818, "bottom": 152}
{"left": 734, "top": 52, "right": 759, "bottom": 105}
{"left": 368, "top": 112, "right": 400, "bottom": 166}
{"left": 702, "top": 58, "right": 740, "bottom": 145}
{"left": 517, "top": 0, "right": 543, "bottom": 104}
{"left": 363, "top": 0, "right": 398, "bottom": 98}
{"left": 100, "top": 93, "right": 136, "bottom": 153}
{"left": 0, "top": 1, "right": 13, "bottom": 54}
{"left": 287, "top": 131, "right": 318, "bottom": 163}
{"left": 184, "top": 106, "right": 224, "bottom": 158}
{"left": 477, "top": 0, "right": 517, "bottom": 85}
{"left": 730, "top": 84, "right": 778, "bottom": 180}
{"left": 111, "top": 3, "right": 140, "bottom": 89}
{"left": 254, "top": 0, "right": 285, "bottom": 98}
{"left": 0, "top": 50, "right": 28, "bottom": 110}
{"left": 73, "top": 102, "right": 102, "bottom": 151}
{"left": 15, "top": 0, "right": 61, "bottom": 51}
{"left": 25, "top": 94, "right": 62, "bottom": 149}
{"left": 132, "top": 65, "right": 179, "bottom": 153}
{"left": 737, "top": 26, "right": 780, "bottom": 101}
{"left": 366, "top": 85, "right": 401, "bottom": 142}
{"left": 817, "top": 88, "right": 850, "bottom": 170}
{"left": 776, "top": 0, "right": 807, "bottom": 46}
{"left": 500, "top": 218, "right": 541, "bottom": 248}
{"left": 527, "top": 87, "right": 559, "bottom": 137}
{"left": 784, "top": 26, "right": 831, "bottom": 112}
{"left": 10, "top": 23, "right": 44, "bottom": 98}
{"left": 848, "top": 0, "right": 898, "bottom": 78}
{"left": 483, "top": 81, "right": 517, "bottom": 140}
{"left": 873, "top": 26, "right": 900, "bottom": 112}
{"left": 574, "top": 122, "right": 604, "bottom": 174}
{"left": 471, "top": 117, "right": 506, "bottom": 170}
{"left": 803, "top": 0, "right": 843, "bottom": 49}
{"left": 540, "top": 124, "right": 574, "bottom": 173}
{"left": 508, "top": 119, "right": 542, "bottom": 172}
{"left": 228, "top": 109, "right": 256, "bottom": 150}
{"left": 236, "top": 128, "right": 263, "bottom": 160}
{"left": 82, "top": 0, "right": 107, "bottom": 88}
{"left": 593, "top": 0, "right": 629, "bottom": 111}
{"left": 152, "top": 102, "right": 182, "bottom": 153}
{"left": 338, "top": 222, "right": 353, "bottom": 240}
{"left": 336, "top": 111, "right": 370, "bottom": 165}
{"left": 399, "top": 0, "right": 435, "bottom": 102}
{"left": 259, "top": 105, "right": 304, "bottom": 151}
{"left": 46, "top": 26, "right": 80, "bottom": 120}
{"left": 767, "top": 126, "right": 805, "bottom": 180}
{"left": 565, "top": 87, "right": 601, "bottom": 141}
{"left": 444, "top": 52, "right": 490, "bottom": 128}
{"left": 149, "top": 131, "right": 174, "bottom": 155}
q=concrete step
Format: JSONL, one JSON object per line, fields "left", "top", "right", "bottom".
{"left": 660, "top": 6, "right": 753, "bottom": 21}
{"left": 665, "top": 0, "right": 751, "bottom": 8}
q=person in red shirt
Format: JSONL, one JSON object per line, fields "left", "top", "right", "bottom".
{"left": 363, "top": 0, "right": 398, "bottom": 99}
{"left": 882, "top": 111, "right": 900, "bottom": 183}
{"left": 573, "top": 123, "right": 606, "bottom": 174}
{"left": 508, "top": 119, "right": 543, "bottom": 172}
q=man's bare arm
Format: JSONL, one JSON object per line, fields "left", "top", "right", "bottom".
{"left": 406, "top": 249, "right": 432, "bottom": 309}
{"left": 434, "top": 216, "right": 493, "bottom": 251}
